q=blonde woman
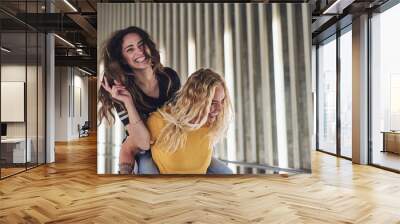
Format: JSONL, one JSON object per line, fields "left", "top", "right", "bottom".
{"left": 147, "top": 68, "right": 233, "bottom": 174}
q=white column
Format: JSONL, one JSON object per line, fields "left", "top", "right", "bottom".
{"left": 46, "top": 33, "right": 55, "bottom": 163}
{"left": 45, "top": 0, "right": 56, "bottom": 164}
{"left": 352, "top": 14, "right": 369, "bottom": 164}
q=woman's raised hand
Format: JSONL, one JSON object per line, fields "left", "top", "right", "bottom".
{"left": 101, "top": 78, "right": 133, "bottom": 105}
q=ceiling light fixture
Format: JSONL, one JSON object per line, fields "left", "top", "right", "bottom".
{"left": 63, "top": 0, "right": 78, "bottom": 12}
{"left": 322, "top": 0, "right": 354, "bottom": 14}
{"left": 54, "top": 34, "right": 75, "bottom": 48}
{"left": 78, "top": 67, "right": 93, "bottom": 76}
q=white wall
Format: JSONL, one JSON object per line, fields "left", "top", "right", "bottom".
{"left": 55, "top": 67, "right": 68, "bottom": 141}
{"left": 1, "top": 64, "right": 42, "bottom": 137}
{"left": 54, "top": 67, "right": 89, "bottom": 141}
{"left": 1, "top": 65, "right": 27, "bottom": 139}
{"left": 1, "top": 64, "right": 46, "bottom": 163}
{"left": 72, "top": 73, "right": 89, "bottom": 138}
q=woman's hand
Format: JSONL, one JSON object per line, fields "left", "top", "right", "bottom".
{"left": 102, "top": 77, "right": 150, "bottom": 153}
{"left": 101, "top": 78, "right": 133, "bottom": 106}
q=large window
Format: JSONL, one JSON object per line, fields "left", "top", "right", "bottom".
{"left": 316, "top": 26, "right": 353, "bottom": 159}
{"left": 371, "top": 3, "right": 400, "bottom": 171}
{"left": 317, "top": 35, "right": 337, "bottom": 154}
{"left": 339, "top": 27, "right": 352, "bottom": 158}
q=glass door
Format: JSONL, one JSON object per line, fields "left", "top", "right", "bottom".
{"left": 317, "top": 35, "right": 337, "bottom": 155}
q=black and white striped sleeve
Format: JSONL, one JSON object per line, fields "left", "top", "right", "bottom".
{"left": 114, "top": 103, "right": 130, "bottom": 126}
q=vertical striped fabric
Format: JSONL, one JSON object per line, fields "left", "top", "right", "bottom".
{"left": 97, "top": 3, "right": 312, "bottom": 174}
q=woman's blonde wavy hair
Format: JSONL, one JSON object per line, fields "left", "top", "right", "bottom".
{"left": 156, "top": 68, "right": 233, "bottom": 153}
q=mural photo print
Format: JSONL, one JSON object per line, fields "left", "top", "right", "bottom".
{"left": 97, "top": 3, "right": 312, "bottom": 175}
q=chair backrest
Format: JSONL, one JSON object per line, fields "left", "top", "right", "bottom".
{"left": 82, "top": 121, "right": 90, "bottom": 129}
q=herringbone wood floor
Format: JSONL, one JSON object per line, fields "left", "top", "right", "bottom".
{"left": 1, "top": 134, "right": 400, "bottom": 224}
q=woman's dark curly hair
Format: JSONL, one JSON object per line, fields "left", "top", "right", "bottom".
{"left": 98, "top": 26, "right": 172, "bottom": 125}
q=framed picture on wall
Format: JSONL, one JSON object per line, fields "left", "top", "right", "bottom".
{"left": 97, "top": 3, "right": 313, "bottom": 175}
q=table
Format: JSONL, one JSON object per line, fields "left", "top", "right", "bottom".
{"left": 1, "top": 138, "right": 32, "bottom": 164}
{"left": 381, "top": 131, "right": 400, "bottom": 154}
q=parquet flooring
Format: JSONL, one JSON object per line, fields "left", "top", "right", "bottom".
{"left": 0, "top": 167, "right": 26, "bottom": 177}
{"left": 1, "top": 134, "right": 400, "bottom": 223}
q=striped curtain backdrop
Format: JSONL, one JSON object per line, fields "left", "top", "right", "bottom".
{"left": 97, "top": 3, "right": 312, "bottom": 174}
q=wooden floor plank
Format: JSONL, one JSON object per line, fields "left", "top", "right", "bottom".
{"left": 0, "top": 134, "right": 399, "bottom": 223}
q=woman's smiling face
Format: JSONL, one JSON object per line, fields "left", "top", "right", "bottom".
{"left": 121, "top": 33, "right": 152, "bottom": 71}
{"left": 207, "top": 84, "right": 225, "bottom": 124}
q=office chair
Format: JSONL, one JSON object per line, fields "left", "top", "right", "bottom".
{"left": 79, "top": 121, "right": 90, "bottom": 138}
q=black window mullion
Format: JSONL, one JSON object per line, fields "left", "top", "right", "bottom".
{"left": 0, "top": 27, "right": 2, "bottom": 179}
{"left": 336, "top": 29, "right": 341, "bottom": 157}
{"left": 25, "top": 0, "right": 28, "bottom": 171}
{"left": 316, "top": 44, "right": 319, "bottom": 151}
{"left": 367, "top": 11, "right": 373, "bottom": 165}
{"left": 36, "top": 0, "right": 39, "bottom": 168}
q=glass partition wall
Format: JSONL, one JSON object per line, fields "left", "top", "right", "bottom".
{"left": 370, "top": 3, "right": 400, "bottom": 171}
{"left": 316, "top": 0, "right": 400, "bottom": 172}
{"left": 0, "top": 1, "right": 46, "bottom": 179}
{"left": 316, "top": 26, "right": 352, "bottom": 159}
{"left": 339, "top": 26, "right": 352, "bottom": 159}
{"left": 317, "top": 35, "right": 337, "bottom": 155}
